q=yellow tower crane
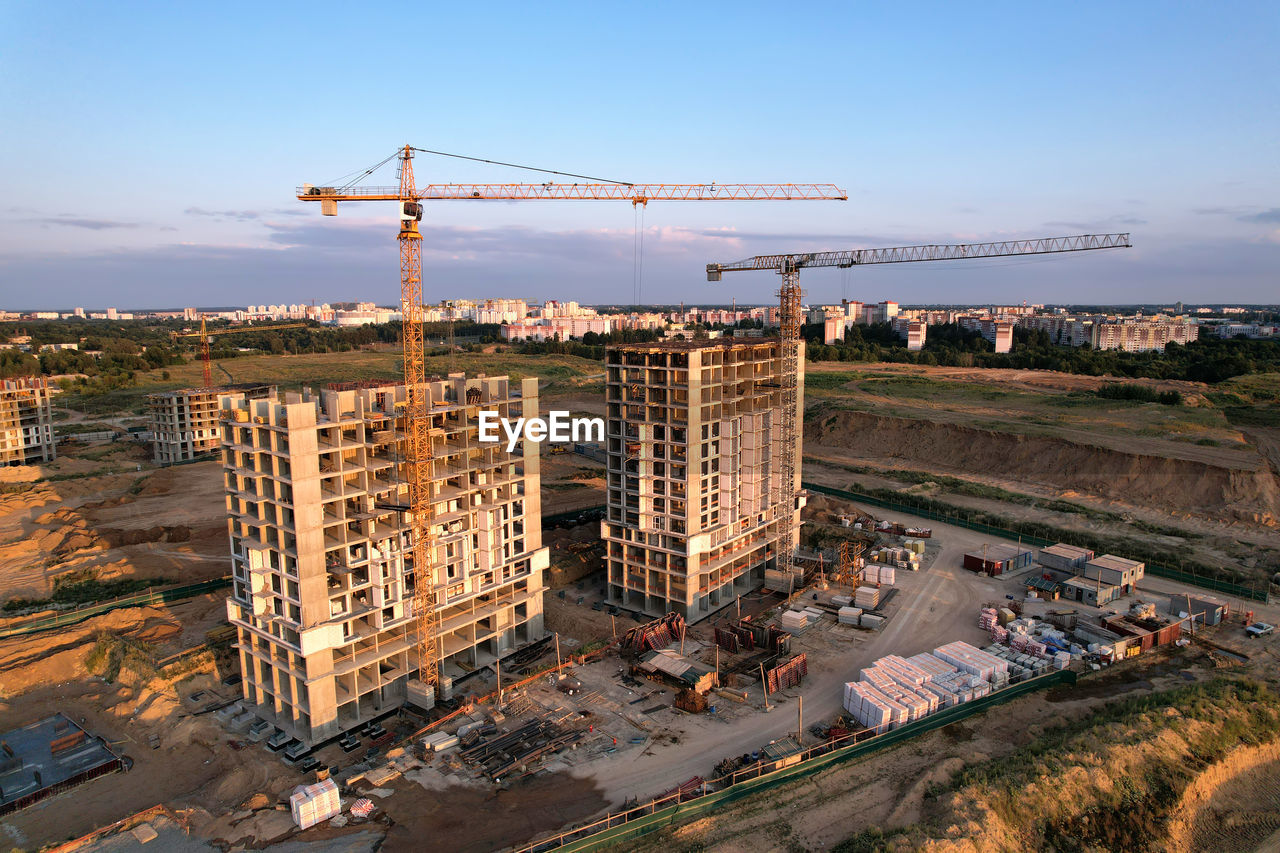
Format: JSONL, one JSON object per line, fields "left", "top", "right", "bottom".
{"left": 707, "top": 233, "right": 1132, "bottom": 581}
{"left": 171, "top": 320, "right": 309, "bottom": 387}
{"left": 297, "top": 145, "right": 846, "bottom": 693}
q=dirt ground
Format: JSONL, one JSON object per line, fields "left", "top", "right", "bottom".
{"left": 0, "top": 448, "right": 229, "bottom": 603}
{"left": 380, "top": 772, "right": 607, "bottom": 853}
{"left": 0, "top": 671, "right": 307, "bottom": 850}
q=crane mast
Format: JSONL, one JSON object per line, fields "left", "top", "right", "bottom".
{"left": 171, "top": 319, "right": 308, "bottom": 388}
{"left": 708, "top": 233, "right": 1131, "bottom": 583}
{"left": 299, "top": 145, "right": 845, "bottom": 694}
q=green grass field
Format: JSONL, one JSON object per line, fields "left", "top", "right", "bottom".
{"left": 804, "top": 366, "right": 1248, "bottom": 447}
{"left": 61, "top": 349, "right": 606, "bottom": 416}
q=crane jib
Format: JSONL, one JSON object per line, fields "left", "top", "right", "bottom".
{"left": 708, "top": 233, "right": 1131, "bottom": 275}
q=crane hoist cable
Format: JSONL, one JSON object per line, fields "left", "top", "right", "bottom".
{"left": 410, "top": 147, "right": 632, "bottom": 185}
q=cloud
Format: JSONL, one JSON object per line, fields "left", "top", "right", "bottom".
{"left": 2, "top": 224, "right": 1276, "bottom": 310}
{"left": 38, "top": 217, "right": 141, "bottom": 230}
{"left": 1239, "top": 208, "right": 1280, "bottom": 224}
{"left": 184, "top": 207, "right": 308, "bottom": 221}
{"left": 184, "top": 207, "right": 261, "bottom": 221}
{"left": 1043, "top": 216, "right": 1147, "bottom": 230}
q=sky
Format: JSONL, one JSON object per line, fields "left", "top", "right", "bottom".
{"left": 1, "top": 1, "right": 1277, "bottom": 311}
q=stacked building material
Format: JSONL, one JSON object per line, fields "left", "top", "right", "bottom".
{"left": 904, "top": 653, "right": 956, "bottom": 681}
{"left": 290, "top": 778, "right": 341, "bottom": 830}
{"left": 843, "top": 681, "right": 908, "bottom": 733}
{"left": 779, "top": 610, "right": 809, "bottom": 634}
{"left": 623, "top": 612, "right": 687, "bottom": 654}
{"left": 765, "top": 654, "right": 808, "bottom": 693}
{"left": 713, "top": 627, "right": 741, "bottom": 654}
{"left": 831, "top": 594, "right": 853, "bottom": 607}
{"left": 854, "top": 586, "right": 880, "bottom": 609}
{"left": 860, "top": 613, "right": 885, "bottom": 630}
{"left": 865, "top": 564, "right": 896, "bottom": 585}
{"left": 982, "top": 644, "right": 1049, "bottom": 680}
{"left": 1010, "top": 634, "right": 1048, "bottom": 657}
{"left": 764, "top": 569, "right": 797, "bottom": 592}
{"left": 837, "top": 606, "right": 862, "bottom": 625}
{"left": 979, "top": 607, "right": 999, "bottom": 631}
{"left": 933, "top": 641, "right": 1010, "bottom": 685}
{"left": 422, "top": 731, "right": 460, "bottom": 752}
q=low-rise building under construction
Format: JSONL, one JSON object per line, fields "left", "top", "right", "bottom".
{"left": 601, "top": 339, "right": 804, "bottom": 623}
{"left": 0, "top": 378, "right": 55, "bottom": 466}
{"left": 221, "top": 376, "right": 548, "bottom": 746}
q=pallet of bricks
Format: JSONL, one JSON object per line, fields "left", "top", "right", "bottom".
{"left": 978, "top": 607, "right": 1009, "bottom": 643}
{"left": 842, "top": 642, "right": 1008, "bottom": 733}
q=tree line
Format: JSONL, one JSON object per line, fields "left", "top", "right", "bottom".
{"left": 802, "top": 322, "right": 1280, "bottom": 383}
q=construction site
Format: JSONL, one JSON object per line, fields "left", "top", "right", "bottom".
{"left": 0, "top": 147, "right": 1277, "bottom": 853}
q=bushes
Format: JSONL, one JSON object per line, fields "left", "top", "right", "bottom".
{"left": 1097, "top": 383, "right": 1182, "bottom": 405}
{"left": 2, "top": 573, "right": 167, "bottom": 612}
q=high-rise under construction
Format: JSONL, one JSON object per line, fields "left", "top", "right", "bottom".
{"left": 600, "top": 338, "right": 805, "bottom": 622}
{"left": 220, "top": 376, "right": 548, "bottom": 746}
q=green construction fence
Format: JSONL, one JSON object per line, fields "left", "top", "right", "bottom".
{"left": 0, "top": 577, "right": 232, "bottom": 639}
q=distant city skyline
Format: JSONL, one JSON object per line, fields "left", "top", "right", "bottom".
{"left": 1, "top": 3, "right": 1276, "bottom": 308}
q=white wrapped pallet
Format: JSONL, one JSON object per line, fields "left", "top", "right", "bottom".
{"left": 933, "top": 641, "right": 1009, "bottom": 684}
{"left": 904, "top": 653, "right": 957, "bottom": 682}
{"left": 290, "top": 778, "right": 340, "bottom": 830}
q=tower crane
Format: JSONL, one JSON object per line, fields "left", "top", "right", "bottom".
{"left": 707, "top": 233, "right": 1132, "bottom": 581}
{"left": 297, "top": 145, "right": 846, "bottom": 693}
{"left": 170, "top": 319, "right": 309, "bottom": 387}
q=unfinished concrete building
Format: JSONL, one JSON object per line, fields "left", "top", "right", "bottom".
{"left": 0, "top": 378, "right": 56, "bottom": 466}
{"left": 221, "top": 376, "right": 548, "bottom": 746}
{"left": 149, "top": 385, "right": 274, "bottom": 464}
{"left": 601, "top": 339, "right": 804, "bottom": 622}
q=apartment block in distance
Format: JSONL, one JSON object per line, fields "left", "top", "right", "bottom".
{"left": 0, "top": 378, "right": 56, "bottom": 465}
{"left": 220, "top": 375, "right": 548, "bottom": 746}
{"left": 148, "top": 385, "right": 274, "bottom": 464}
{"left": 601, "top": 339, "right": 805, "bottom": 622}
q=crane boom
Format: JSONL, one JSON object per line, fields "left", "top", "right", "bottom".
{"left": 299, "top": 145, "right": 845, "bottom": 696}
{"left": 299, "top": 183, "right": 847, "bottom": 205}
{"left": 707, "top": 233, "right": 1131, "bottom": 278}
{"left": 706, "top": 231, "right": 1132, "bottom": 586}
